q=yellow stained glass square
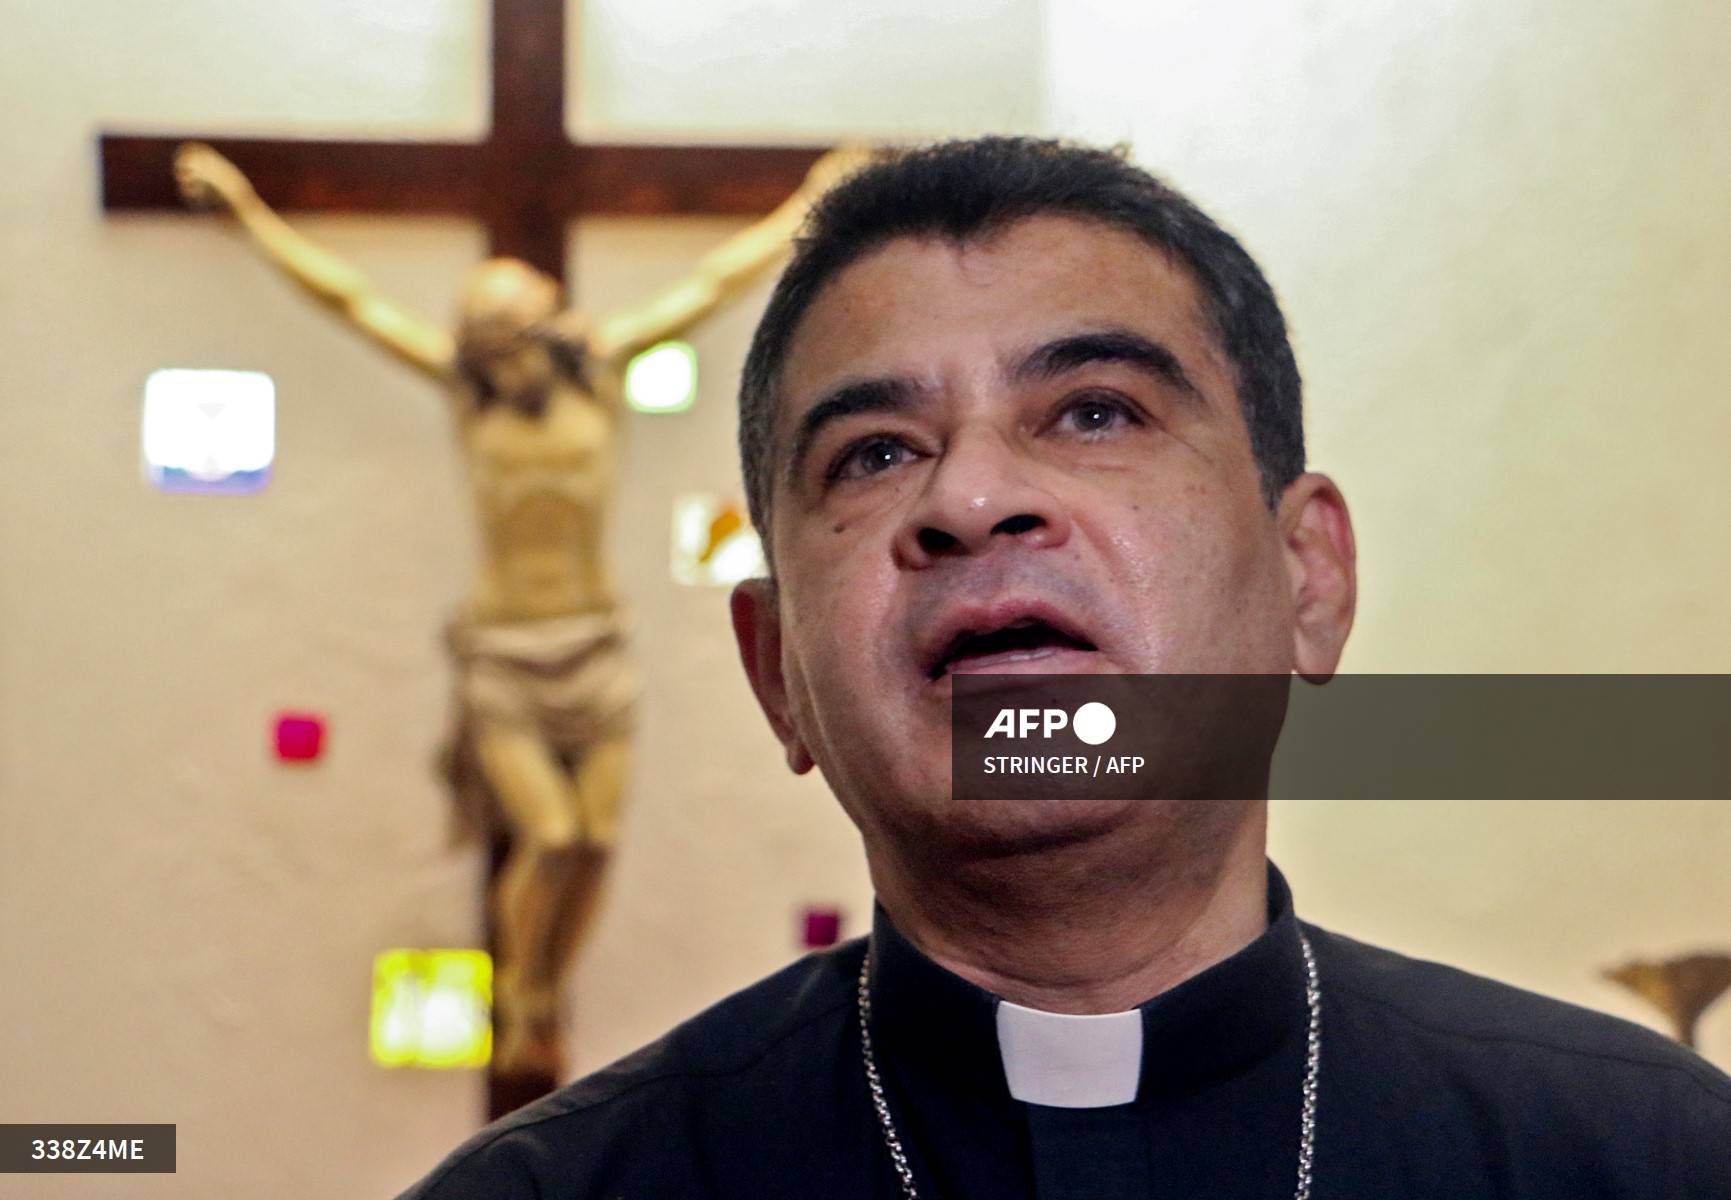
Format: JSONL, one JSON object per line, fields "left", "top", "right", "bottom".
{"left": 370, "top": 949, "right": 492, "bottom": 1069}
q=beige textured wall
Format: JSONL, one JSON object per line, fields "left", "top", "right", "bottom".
{"left": 0, "top": 1, "right": 1727, "bottom": 1197}
{"left": 1045, "top": 0, "right": 1731, "bottom": 1063}
{"left": 0, "top": 1, "right": 1039, "bottom": 1196}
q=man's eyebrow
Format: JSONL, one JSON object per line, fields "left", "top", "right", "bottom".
{"left": 1011, "top": 328, "right": 1203, "bottom": 403}
{"left": 784, "top": 377, "right": 926, "bottom": 483}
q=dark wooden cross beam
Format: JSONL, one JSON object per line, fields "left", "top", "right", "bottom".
{"left": 99, "top": 0, "right": 830, "bottom": 1122}
{"left": 99, "top": 0, "right": 827, "bottom": 285}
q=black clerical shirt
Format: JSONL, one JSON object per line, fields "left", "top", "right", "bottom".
{"left": 398, "top": 866, "right": 1731, "bottom": 1198}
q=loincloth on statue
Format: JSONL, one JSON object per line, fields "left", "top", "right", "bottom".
{"left": 437, "top": 609, "right": 640, "bottom": 845}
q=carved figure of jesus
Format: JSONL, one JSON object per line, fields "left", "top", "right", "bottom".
{"left": 175, "top": 142, "right": 865, "bottom": 1077}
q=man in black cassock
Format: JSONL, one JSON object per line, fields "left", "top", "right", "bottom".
{"left": 399, "top": 138, "right": 1731, "bottom": 1199}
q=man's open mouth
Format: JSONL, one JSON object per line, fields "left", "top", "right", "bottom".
{"left": 927, "top": 618, "right": 1099, "bottom": 680}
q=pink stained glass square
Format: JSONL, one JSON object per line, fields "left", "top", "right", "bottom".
{"left": 274, "top": 713, "right": 326, "bottom": 763}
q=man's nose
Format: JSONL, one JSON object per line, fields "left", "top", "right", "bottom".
{"left": 892, "top": 429, "right": 1072, "bottom": 568}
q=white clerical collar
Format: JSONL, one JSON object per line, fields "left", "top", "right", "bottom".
{"left": 994, "top": 998, "right": 1142, "bottom": 1108}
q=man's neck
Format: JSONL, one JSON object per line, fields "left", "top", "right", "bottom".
{"left": 869, "top": 805, "right": 1269, "bottom": 1015}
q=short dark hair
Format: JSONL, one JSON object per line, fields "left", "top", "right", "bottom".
{"left": 737, "top": 136, "right": 1305, "bottom": 536}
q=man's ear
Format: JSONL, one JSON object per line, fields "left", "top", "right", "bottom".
{"left": 1277, "top": 473, "right": 1357, "bottom": 683}
{"left": 730, "top": 577, "right": 815, "bottom": 774}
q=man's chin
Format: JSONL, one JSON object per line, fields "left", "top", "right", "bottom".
{"left": 893, "top": 793, "right": 1142, "bottom": 861}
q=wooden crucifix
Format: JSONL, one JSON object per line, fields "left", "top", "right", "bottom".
{"left": 100, "top": 0, "right": 853, "bottom": 1121}
{"left": 100, "top": 0, "right": 828, "bottom": 283}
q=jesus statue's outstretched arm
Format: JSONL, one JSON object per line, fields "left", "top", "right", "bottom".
{"left": 173, "top": 143, "right": 457, "bottom": 382}
{"left": 588, "top": 145, "right": 877, "bottom": 371}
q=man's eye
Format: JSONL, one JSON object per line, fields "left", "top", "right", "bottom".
{"left": 830, "top": 436, "right": 915, "bottom": 482}
{"left": 1060, "top": 395, "right": 1141, "bottom": 436}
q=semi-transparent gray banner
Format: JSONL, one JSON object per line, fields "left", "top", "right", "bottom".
{"left": 949, "top": 675, "right": 1731, "bottom": 800}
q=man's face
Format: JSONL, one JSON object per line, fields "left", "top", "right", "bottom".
{"left": 735, "top": 215, "right": 1352, "bottom": 851}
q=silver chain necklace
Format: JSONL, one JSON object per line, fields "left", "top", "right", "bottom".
{"left": 856, "top": 930, "right": 1323, "bottom": 1200}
